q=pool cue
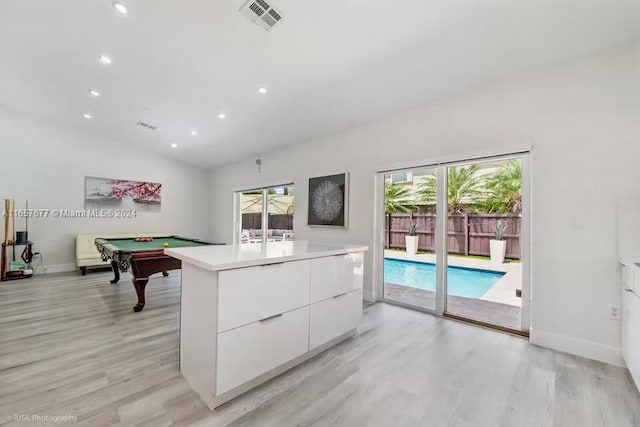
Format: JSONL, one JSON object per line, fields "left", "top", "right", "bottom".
{"left": 11, "top": 199, "right": 16, "bottom": 261}
{"left": 3, "top": 199, "right": 8, "bottom": 245}
{"left": 2, "top": 199, "right": 8, "bottom": 280}
{"left": 25, "top": 200, "right": 28, "bottom": 243}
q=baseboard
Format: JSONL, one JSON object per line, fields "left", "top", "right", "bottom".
{"left": 530, "top": 328, "right": 624, "bottom": 367}
{"left": 43, "top": 263, "right": 77, "bottom": 274}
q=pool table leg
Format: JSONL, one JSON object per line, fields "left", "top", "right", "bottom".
{"left": 162, "top": 271, "right": 169, "bottom": 277}
{"left": 133, "top": 277, "right": 148, "bottom": 312}
{"left": 110, "top": 261, "right": 120, "bottom": 284}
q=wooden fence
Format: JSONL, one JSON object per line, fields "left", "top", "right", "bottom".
{"left": 385, "top": 213, "right": 521, "bottom": 259}
{"left": 242, "top": 213, "right": 293, "bottom": 230}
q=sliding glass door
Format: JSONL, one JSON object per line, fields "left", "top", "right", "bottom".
{"left": 236, "top": 184, "right": 294, "bottom": 244}
{"left": 379, "top": 154, "right": 529, "bottom": 333}
{"left": 444, "top": 159, "right": 524, "bottom": 331}
{"left": 382, "top": 168, "right": 439, "bottom": 312}
{"left": 238, "top": 189, "right": 264, "bottom": 244}
{"left": 266, "top": 185, "right": 295, "bottom": 242}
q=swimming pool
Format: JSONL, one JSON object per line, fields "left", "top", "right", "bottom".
{"left": 384, "top": 258, "right": 505, "bottom": 298}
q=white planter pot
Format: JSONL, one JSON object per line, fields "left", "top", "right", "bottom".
{"left": 490, "top": 239, "right": 506, "bottom": 264}
{"left": 405, "top": 235, "right": 419, "bottom": 255}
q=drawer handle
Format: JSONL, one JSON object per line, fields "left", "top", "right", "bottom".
{"left": 259, "top": 313, "right": 283, "bottom": 323}
{"left": 262, "top": 262, "right": 285, "bottom": 267}
{"left": 333, "top": 292, "right": 348, "bottom": 299}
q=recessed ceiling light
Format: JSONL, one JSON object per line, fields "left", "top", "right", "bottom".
{"left": 190, "top": 130, "right": 198, "bottom": 136}
{"left": 217, "top": 113, "right": 226, "bottom": 120}
{"left": 83, "top": 113, "right": 92, "bottom": 119}
{"left": 258, "top": 87, "right": 268, "bottom": 94}
{"left": 112, "top": 1, "right": 128, "bottom": 14}
{"left": 171, "top": 143, "right": 178, "bottom": 148}
{"left": 89, "top": 89, "right": 100, "bottom": 97}
{"left": 98, "top": 55, "right": 112, "bottom": 65}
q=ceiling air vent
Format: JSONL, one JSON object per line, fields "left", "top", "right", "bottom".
{"left": 136, "top": 121, "right": 157, "bottom": 130}
{"left": 240, "top": 0, "right": 283, "bottom": 32}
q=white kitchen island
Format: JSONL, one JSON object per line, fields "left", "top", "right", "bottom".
{"left": 165, "top": 240, "right": 368, "bottom": 409}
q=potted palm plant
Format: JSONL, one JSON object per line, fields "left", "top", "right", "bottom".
{"left": 490, "top": 220, "right": 508, "bottom": 264}
{"left": 405, "top": 220, "right": 419, "bottom": 255}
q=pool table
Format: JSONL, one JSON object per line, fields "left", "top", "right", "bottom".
{"left": 95, "top": 236, "right": 222, "bottom": 312}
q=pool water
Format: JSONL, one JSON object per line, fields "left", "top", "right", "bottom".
{"left": 384, "top": 258, "right": 505, "bottom": 298}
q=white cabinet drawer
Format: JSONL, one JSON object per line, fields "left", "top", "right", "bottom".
{"left": 310, "top": 253, "right": 364, "bottom": 304}
{"left": 623, "top": 290, "right": 633, "bottom": 366}
{"left": 621, "top": 264, "right": 630, "bottom": 289}
{"left": 633, "top": 264, "right": 640, "bottom": 295}
{"left": 309, "top": 289, "right": 362, "bottom": 350}
{"left": 218, "top": 260, "right": 310, "bottom": 332}
{"left": 624, "top": 290, "right": 640, "bottom": 391}
{"left": 216, "top": 306, "right": 310, "bottom": 395}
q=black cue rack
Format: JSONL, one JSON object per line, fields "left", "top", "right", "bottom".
{"left": 1, "top": 241, "right": 34, "bottom": 281}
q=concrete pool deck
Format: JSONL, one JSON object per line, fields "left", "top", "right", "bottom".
{"left": 384, "top": 250, "right": 523, "bottom": 330}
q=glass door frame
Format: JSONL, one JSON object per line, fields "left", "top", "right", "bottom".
{"left": 233, "top": 182, "right": 294, "bottom": 245}
{"left": 375, "top": 166, "right": 443, "bottom": 316}
{"left": 373, "top": 166, "right": 446, "bottom": 316}
{"left": 373, "top": 151, "right": 531, "bottom": 332}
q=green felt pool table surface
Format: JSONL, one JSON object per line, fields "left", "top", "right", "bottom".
{"left": 94, "top": 235, "right": 220, "bottom": 312}
{"left": 101, "top": 236, "right": 211, "bottom": 251}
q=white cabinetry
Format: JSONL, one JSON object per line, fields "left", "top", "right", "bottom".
{"left": 217, "top": 260, "right": 310, "bottom": 332}
{"left": 310, "top": 289, "right": 362, "bottom": 349}
{"left": 618, "top": 201, "right": 640, "bottom": 392}
{"left": 623, "top": 265, "right": 640, "bottom": 390}
{"left": 309, "top": 253, "right": 364, "bottom": 349}
{"left": 310, "top": 254, "right": 363, "bottom": 303}
{"left": 172, "top": 242, "right": 367, "bottom": 410}
{"left": 217, "top": 306, "right": 310, "bottom": 394}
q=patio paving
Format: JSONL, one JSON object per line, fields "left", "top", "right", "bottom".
{"left": 384, "top": 250, "right": 523, "bottom": 331}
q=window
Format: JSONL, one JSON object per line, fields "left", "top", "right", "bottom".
{"left": 236, "top": 184, "right": 294, "bottom": 244}
{"left": 391, "top": 171, "right": 413, "bottom": 184}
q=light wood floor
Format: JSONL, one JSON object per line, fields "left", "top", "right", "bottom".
{"left": 1, "top": 271, "right": 640, "bottom": 427}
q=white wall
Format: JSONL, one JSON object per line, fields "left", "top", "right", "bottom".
{"left": 209, "top": 43, "right": 640, "bottom": 366}
{"left": 0, "top": 106, "right": 210, "bottom": 272}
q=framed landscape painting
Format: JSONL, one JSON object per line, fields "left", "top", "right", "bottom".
{"left": 85, "top": 177, "right": 162, "bottom": 212}
{"left": 307, "top": 173, "right": 348, "bottom": 227}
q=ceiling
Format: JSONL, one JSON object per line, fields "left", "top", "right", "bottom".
{"left": 1, "top": 0, "right": 639, "bottom": 169}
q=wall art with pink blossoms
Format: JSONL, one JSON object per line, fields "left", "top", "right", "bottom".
{"left": 84, "top": 177, "right": 162, "bottom": 212}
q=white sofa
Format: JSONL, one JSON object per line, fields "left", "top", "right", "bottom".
{"left": 76, "top": 233, "right": 168, "bottom": 275}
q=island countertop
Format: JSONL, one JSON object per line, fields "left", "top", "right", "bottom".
{"left": 165, "top": 240, "right": 368, "bottom": 272}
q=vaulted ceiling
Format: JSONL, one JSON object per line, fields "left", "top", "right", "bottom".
{"left": 1, "top": 0, "right": 639, "bottom": 168}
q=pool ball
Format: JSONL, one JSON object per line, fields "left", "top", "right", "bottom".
{"left": 163, "top": 242, "right": 169, "bottom": 247}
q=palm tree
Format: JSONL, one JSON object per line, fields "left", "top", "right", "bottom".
{"left": 482, "top": 161, "right": 522, "bottom": 213}
{"left": 384, "top": 182, "right": 413, "bottom": 213}
{"left": 417, "top": 165, "right": 482, "bottom": 213}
